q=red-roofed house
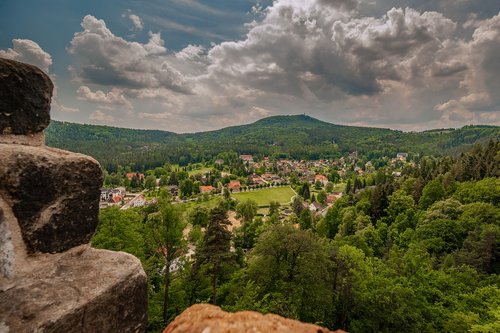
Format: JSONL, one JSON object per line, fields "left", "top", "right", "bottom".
{"left": 326, "top": 194, "right": 337, "bottom": 204}
{"left": 228, "top": 180, "right": 241, "bottom": 191}
{"left": 249, "top": 174, "right": 265, "bottom": 185}
{"left": 126, "top": 172, "right": 145, "bottom": 181}
{"left": 315, "top": 174, "right": 329, "bottom": 186}
{"left": 200, "top": 185, "right": 216, "bottom": 193}
{"left": 239, "top": 155, "right": 253, "bottom": 162}
{"left": 111, "top": 195, "right": 123, "bottom": 205}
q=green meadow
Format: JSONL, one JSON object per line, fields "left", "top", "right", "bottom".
{"left": 232, "top": 186, "right": 296, "bottom": 206}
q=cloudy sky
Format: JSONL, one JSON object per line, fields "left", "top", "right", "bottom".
{"left": 1, "top": 0, "right": 499, "bottom": 132}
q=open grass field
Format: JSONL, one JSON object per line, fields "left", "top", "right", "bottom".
{"left": 233, "top": 186, "right": 296, "bottom": 206}
{"left": 333, "top": 183, "right": 346, "bottom": 192}
{"left": 176, "top": 197, "right": 220, "bottom": 213}
{"left": 188, "top": 167, "right": 213, "bottom": 176}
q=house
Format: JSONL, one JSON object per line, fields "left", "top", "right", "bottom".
{"left": 319, "top": 207, "right": 329, "bottom": 217}
{"left": 253, "top": 163, "right": 263, "bottom": 169}
{"left": 100, "top": 189, "right": 113, "bottom": 202}
{"left": 302, "top": 174, "right": 316, "bottom": 183}
{"left": 101, "top": 188, "right": 124, "bottom": 202}
{"left": 200, "top": 185, "right": 216, "bottom": 193}
{"left": 315, "top": 174, "right": 329, "bottom": 186}
{"left": 126, "top": 172, "right": 145, "bottom": 181}
{"left": 215, "top": 159, "right": 224, "bottom": 165}
{"left": 261, "top": 173, "right": 280, "bottom": 181}
{"left": 326, "top": 194, "right": 337, "bottom": 204}
{"left": 354, "top": 166, "right": 364, "bottom": 175}
{"left": 111, "top": 195, "right": 123, "bottom": 205}
{"left": 309, "top": 201, "right": 323, "bottom": 212}
{"left": 116, "top": 187, "right": 126, "bottom": 194}
{"left": 239, "top": 154, "right": 253, "bottom": 162}
{"left": 397, "top": 153, "right": 408, "bottom": 161}
{"left": 228, "top": 180, "right": 241, "bottom": 191}
{"left": 248, "top": 174, "right": 265, "bottom": 185}
{"left": 111, "top": 188, "right": 123, "bottom": 198}
{"left": 132, "top": 195, "right": 146, "bottom": 207}
{"left": 332, "top": 191, "right": 343, "bottom": 197}
{"left": 167, "top": 185, "right": 179, "bottom": 197}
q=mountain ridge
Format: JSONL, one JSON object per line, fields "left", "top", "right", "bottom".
{"left": 48, "top": 114, "right": 499, "bottom": 135}
{"left": 45, "top": 115, "right": 500, "bottom": 171}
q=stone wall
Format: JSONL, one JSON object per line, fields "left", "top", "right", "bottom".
{"left": 0, "top": 58, "right": 147, "bottom": 332}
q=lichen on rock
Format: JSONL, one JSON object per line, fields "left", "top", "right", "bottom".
{"left": 0, "top": 207, "right": 15, "bottom": 281}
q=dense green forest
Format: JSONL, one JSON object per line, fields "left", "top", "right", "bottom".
{"left": 45, "top": 115, "right": 499, "bottom": 171}
{"left": 92, "top": 141, "right": 500, "bottom": 332}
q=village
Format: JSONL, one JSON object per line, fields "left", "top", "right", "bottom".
{"left": 99, "top": 151, "right": 412, "bottom": 221}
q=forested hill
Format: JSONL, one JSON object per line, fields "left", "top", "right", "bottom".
{"left": 45, "top": 115, "right": 499, "bottom": 170}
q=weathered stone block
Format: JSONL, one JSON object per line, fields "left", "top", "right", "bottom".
{"left": 164, "top": 304, "right": 340, "bottom": 333}
{"left": 0, "top": 58, "right": 53, "bottom": 135}
{"left": 0, "top": 144, "right": 103, "bottom": 253}
{"left": 0, "top": 246, "right": 148, "bottom": 332}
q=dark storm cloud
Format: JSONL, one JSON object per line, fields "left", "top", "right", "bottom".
{"left": 12, "top": 0, "right": 495, "bottom": 131}
{"left": 68, "top": 15, "right": 193, "bottom": 94}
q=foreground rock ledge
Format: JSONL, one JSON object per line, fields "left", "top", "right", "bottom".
{"left": 164, "top": 304, "right": 345, "bottom": 333}
{"left": 0, "top": 143, "right": 103, "bottom": 253}
{"left": 0, "top": 246, "right": 147, "bottom": 332}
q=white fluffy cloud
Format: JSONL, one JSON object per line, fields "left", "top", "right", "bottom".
{"left": 56, "top": 104, "right": 80, "bottom": 113}
{"left": 90, "top": 109, "right": 115, "bottom": 123}
{"left": 63, "top": 2, "right": 500, "bottom": 130}
{"left": 205, "top": 4, "right": 458, "bottom": 100}
{"left": 69, "top": 15, "right": 192, "bottom": 94}
{"left": 51, "top": 99, "right": 80, "bottom": 113}
{"left": 129, "top": 14, "right": 144, "bottom": 31}
{"left": 0, "top": 39, "right": 52, "bottom": 73}
{"left": 433, "top": 13, "right": 500, "bottom": 124}
{"left": 77, "top": 85, "right": 132, "bottom": 109}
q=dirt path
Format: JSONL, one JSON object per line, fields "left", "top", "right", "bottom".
{"left": 227, "top": 211, "right": 241, "bottom": 232}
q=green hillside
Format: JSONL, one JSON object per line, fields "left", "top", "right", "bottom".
{"left": 45, "top": 115, "right": 499, "bottom": 171}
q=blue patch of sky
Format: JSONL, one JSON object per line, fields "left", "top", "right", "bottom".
{"left": 0, "top": 0, "right": 265, "bottom": 79}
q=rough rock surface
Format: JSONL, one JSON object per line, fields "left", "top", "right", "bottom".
{"left": 0, "top": 58, "right": 53, "bottom": 135}
{"left": 0, "top": 207, "right": 15, "bottom": 280}
{"left": 0, "top": 246, "right": 148, "bottom": 332}
{"left": 0, "top": 59, "right": 148, "bottom": 332}
{"left": 164, "top": 304, "right": 340, "bottom": 333}
{"left": 0, "top": 143, "right": 103, "bottom": 253}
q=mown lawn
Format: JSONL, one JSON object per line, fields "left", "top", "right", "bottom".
{"left": 233, "top": 186, "right": 296, "bottom": 206}
{"left": 176, "top": 197, "right": 220, "bottom": 213}
{"left": 188, "top": 167, "right": 213, "bottom": 176}
{"left": 333, "top": 183, "right": 346, "bottom": 192}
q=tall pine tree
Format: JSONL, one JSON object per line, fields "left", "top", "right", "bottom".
{"left": 193, "top": 205, "right": 235, "bottom": 304}
{"left": 146, "top": 201, "right": 185, "bottom": 324}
